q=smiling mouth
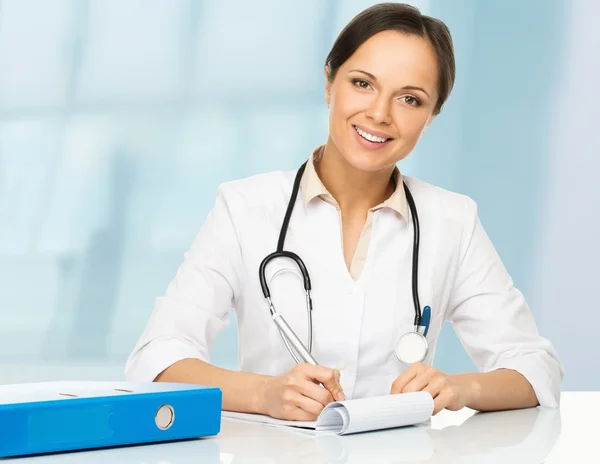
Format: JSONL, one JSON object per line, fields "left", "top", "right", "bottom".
{"left": 353, "top": 125, "right": 392, "bottom": 143}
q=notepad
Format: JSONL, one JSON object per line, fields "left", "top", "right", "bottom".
{"left": 222, "top": 391, "right": 433, "bottom": 435}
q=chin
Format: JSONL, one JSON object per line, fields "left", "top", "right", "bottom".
{"left": 340, "top": 143, "right": 397, "bottom": 173}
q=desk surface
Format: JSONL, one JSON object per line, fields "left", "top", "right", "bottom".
{"left": 9, "top": 392, "right": 593, "bottom": 463}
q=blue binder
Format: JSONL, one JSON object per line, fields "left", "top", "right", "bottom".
{"left": 0, "top": 381, "right": 222, "bottom": 458}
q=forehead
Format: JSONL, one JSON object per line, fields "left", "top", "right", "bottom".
{"left": 342, "top": 30, "right": 438, "bottom": 93}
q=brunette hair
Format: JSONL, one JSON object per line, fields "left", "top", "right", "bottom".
{"left": 325, "top": 2, "right": 455, "bottom": 114}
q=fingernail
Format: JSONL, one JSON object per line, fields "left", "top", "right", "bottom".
{"left": 337, "top": 392, "right": 345, "bottom": 401}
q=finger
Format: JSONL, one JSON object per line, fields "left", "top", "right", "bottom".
{"left": 390, "top": 363, "right": 427, "bottom": 394}
{"left": 297, "top": 379, "right": 335, "bottom": 407}
{"left": 334, "top": 368, "right": 341, "bottom": 388}
{"left": 293, "top": 392, "right": 327, "bottom": 418}
{"left": 423, "top": 377, "right": 445, "bottom": 399}
{"left": 432, "top": 389, "right": 453, "bottom": 415}
{"left": 402, "top": 369, "right": 438, "bottom": 393}
{"left": 286, "top": 405, "right": 319, "bottom": 421}
{"left": 301, "top": 365, "right": 345, "bottom": 401}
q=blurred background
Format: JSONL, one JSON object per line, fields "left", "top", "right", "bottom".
{"left": 0, "top": 0, "right": 597, "bottom": 390}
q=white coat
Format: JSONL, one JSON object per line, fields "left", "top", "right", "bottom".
{"left": 124, "top": 168, "right": 563, "bottom": 407}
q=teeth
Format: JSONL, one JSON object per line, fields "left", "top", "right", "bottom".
{"left": 354, "top": 126, "right": 389, "bottom": 143}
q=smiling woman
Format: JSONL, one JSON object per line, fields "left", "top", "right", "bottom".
{"left": 125, "top": 3, "right": 563, "bottom": 420}
{"left": 327, "top": 31, "right": 441, "bottom": 158}
{"left": 324, "top": 5, "right": 454, "bottom": 174}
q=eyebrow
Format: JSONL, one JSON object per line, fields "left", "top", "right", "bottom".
{"left": 348, "top": 69, "right": 430, "bottom": 98}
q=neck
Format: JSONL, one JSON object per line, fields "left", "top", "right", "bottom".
{"left": 315, "top": 139, "right": 396, "bottom": 215}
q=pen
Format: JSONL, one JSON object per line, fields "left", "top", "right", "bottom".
{"left": 272, "top": 312, "right": 318, "bottom": 365}
{"left": 419, "top": 305, "right": 431, "bottom": 337}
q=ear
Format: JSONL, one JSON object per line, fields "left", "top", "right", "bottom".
{"left": 324, "top": 65, "right": 332, "bottom": 107}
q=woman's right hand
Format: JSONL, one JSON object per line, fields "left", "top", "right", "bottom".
{"left": 255, "top": 364, "right": 346, "bottom": 421}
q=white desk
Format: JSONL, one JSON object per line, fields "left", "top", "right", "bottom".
{"left": 8, "top": 392, "right": 594, "bottom": 463}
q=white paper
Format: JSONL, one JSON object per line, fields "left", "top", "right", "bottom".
{"left": 222, "top": 391, "right": 433, "bottom": 435}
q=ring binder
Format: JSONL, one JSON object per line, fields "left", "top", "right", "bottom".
{"left": 0, "top": 381, "right": 222, "bottom": 458}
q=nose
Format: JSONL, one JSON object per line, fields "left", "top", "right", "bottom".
{"left": 365, "top": 95, "right": 392, "bottom": 125}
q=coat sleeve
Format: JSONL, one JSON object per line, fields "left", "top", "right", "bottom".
{"left": 124, "top": 185, "right": 244, "bottom": 381}
{"left": 446, "top": 198, "right": 564, "bottom": 408}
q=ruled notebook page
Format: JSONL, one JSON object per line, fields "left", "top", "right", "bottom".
{"left": 222, "top": 391, "right": 433, "bottom": 435}
{"left": 316, "top": 391, "right": 433, "bottom": 434}
{"left": 221, "top": 411, "right": 318, "bottom": 429}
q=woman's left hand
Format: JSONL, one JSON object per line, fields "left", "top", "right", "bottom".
{"left": 390, "top": 363, "right": 476, "bottom": 415}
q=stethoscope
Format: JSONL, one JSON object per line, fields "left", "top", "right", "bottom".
{"left": 258, "top": 160, "right": 429, "bottom": 366}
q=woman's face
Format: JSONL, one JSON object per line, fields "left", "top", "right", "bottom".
{"left": 325, "top": 30, "right": 439, "bottom": 172}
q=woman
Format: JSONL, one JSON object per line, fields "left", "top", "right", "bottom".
{"left": 125, "top": 3, "right": 563, "bottom": 418}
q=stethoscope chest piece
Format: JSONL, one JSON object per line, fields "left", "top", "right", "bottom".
{"left": 395, "top": 331, "right": 428, "bottom": 364}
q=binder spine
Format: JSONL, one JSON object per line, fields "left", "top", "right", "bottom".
{"left": 0, "top": 389, "right": 221, "bottom": 458}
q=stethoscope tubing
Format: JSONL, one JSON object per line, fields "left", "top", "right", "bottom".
{"left": 258, "top": 159, "right": 423, "bottom": 365}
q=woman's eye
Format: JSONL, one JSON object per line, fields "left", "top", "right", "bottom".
{"left": 401, "top": 95, "right": 421, "bottom": 106}
{"left": 352, "top": 79, "right": 370, "bottom": 89}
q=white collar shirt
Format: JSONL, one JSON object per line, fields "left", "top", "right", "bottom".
{"left": 125, "top": 161, "right": 563, "bottom": 407}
